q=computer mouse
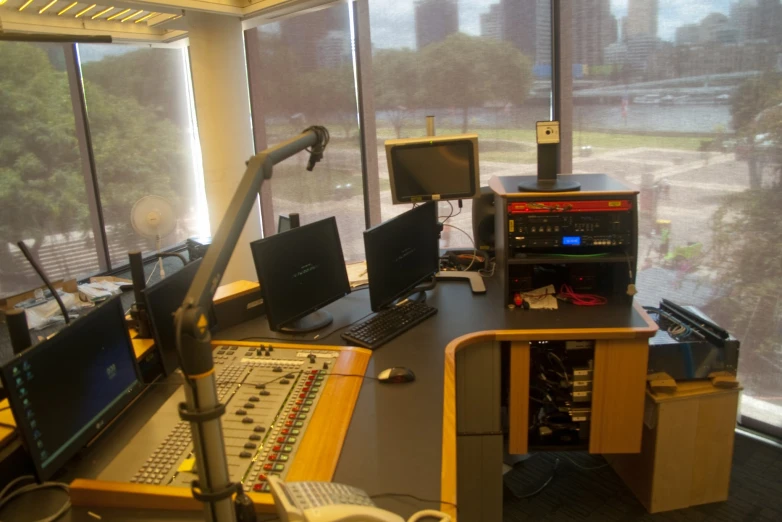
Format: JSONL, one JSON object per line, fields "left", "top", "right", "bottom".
{"left": 377, "top": 367, "right": 416, "bottom": 384}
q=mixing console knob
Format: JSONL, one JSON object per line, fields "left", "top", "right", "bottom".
{"left": 268, "top": 346, "right": 274, "bottom": 352}
{"left": 255, "top": 384, "right": 266, "bottom": 390}
{"left": 273, "top": 367, "right": 283, "bottom": 372}
{"left": 242, "top": 418, "right": 254, "bottom": 424}
{"left": 323, "top": 362, "right": 329, "bottom": 370}
{"left": 308, "top": 354, "right": 316, "bottom": 363}
{"left": 254, "top": 426, "right": 266, "bottom": 433}
{"left": 280, "top": 379, "right": 290, "bottom": 384}
{"left": 244, "top": 442, "right": 256, "bottom": 449}
{"left": 285, "top": 373, "right": 295, "bottom": 379}
{"left": 250, "top": 434, "right": 261, "bottom": 441}
{"left": 260, "top": 391, "right": 270, "bottom": 396}
{"left": 239, "top": 451, "right": 252, "bottom": 458}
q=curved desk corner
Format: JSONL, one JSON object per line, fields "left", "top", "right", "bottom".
{"left": 441, "top": 301, "right": 657, "bottom": 520}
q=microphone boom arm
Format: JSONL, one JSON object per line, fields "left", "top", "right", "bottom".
{"left": 173, "top": 127, "right": 329, "bottom": 522}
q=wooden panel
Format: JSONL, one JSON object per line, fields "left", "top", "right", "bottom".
{"left": 508, "top": 342, "right": 530, "bottom": 455}
{"left": 690, "top": 392, "right": 739, "bottom": 506}
{"left": 129, "top": 327, "right": 156, "bottom": 360}
{"left": 649, "top": 400, "right": 699, "bottom": 512}
{"left": 0, "top": 399, "right": 16, "bottom": 447}
{"left": 606, "top": 418, "right": 658, "bottom": 510}
{"left": 440, "top": 333, "right": 459, "bottom": 519}
{"left": 590, "top": 338, "right": 649, "bottom": 453}
{"left": 69, "top": 479, "right": 277, "bottom": 513}
{"left": 70, "top": 343, "right": 371, "bottom": 512}
{"left": 650, "top": 379, "right": 742, "bottom": 403}
{"left": 213, "top": 280, "right": 259, "bottom": 305}
{"left": 287, "top": 346, "right": 371, "bottom": 481}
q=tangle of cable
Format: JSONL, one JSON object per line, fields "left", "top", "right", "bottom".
{"left": 443, "top": 223, "right": 478, "bottom": 272}
{"left": 0, "top": 475, "right": 71, "bottom": 522}
{"left": 558, "top": 284, "right": 607, "bottom": 306}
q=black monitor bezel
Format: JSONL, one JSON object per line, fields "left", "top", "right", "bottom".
{"left": 363, "top": 201, "right": 440, "bottom": 312}
{"left": 143, "top": 258, "right": 215, "bottom": 376}
{"left": 0, "top": 296, "right": 143, "bottom": 481}
{"left": 389, "top": 138, "right": 478, "bottom": 203}
{"left": 250, "top": 216, "right": 351, "bottom": 332}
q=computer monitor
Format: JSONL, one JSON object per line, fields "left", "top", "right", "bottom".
{"left": 144, "top": 258, "right": 216, "bottom": 376}
{"left": 385, "top": 134, "right": 479, "bottom": 204}
{"left": 364, "top": 202, "right": 440, "bottom": 312}
{"left": 250, "top": 217, "right": 351, "bottom": 333}
{"left": 0, "top": 296, "right": 142, "bottom": 480}
{"left": 278, "top": 215, "right": 291, "bottom": 233}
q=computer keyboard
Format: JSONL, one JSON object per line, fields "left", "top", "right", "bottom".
{"left": 341, "top": 301, "right": 437, "bottom": 350}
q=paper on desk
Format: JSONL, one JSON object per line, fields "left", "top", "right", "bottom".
{"left": 346, "top": 261, "right": 368, "bottom": 288}
{"left": 522, "top": 284, "right": 558, "bottom": 310}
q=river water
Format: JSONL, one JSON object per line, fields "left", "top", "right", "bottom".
{"left": 376, "top": 104, "right": 733, "bottom": 136}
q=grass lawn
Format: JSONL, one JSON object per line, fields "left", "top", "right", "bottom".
{"left": 263, "top": 124, "right": 706, "bottom": 155}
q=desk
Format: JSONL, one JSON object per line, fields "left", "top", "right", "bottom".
{"left": 2, "top": 275, "right": 655, "bottom": 521}
{"left": 218, "top": 275, "right": 654, "bottom": 519}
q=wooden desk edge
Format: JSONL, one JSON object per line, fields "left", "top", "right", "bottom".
{"left": 213, "top": 280, "right": 260, "bottom": 305}
{"left": 69, "top": 479, "right": 277, "bottom": 513}
{"left": 440, "top": 307, "right": 657, "bottom": 518}
{"left": 0, "top": 399, "right": 15, "bottom": 445}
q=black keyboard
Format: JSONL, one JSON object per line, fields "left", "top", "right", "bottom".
{"left": 341, "top": 301, "right": 437, "bottom": 350}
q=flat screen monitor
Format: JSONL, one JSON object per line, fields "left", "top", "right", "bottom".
{"left": 0, "top": 296, "right": 142, "bottom": 480}
{"left": 364, "top": 202, "right": 440, "bottom": 312}
{"left": 144, "top": 258, "right": 215, "bottom": 376}
{"left": 278, "top": 215, "right": 291, "bottom": 233}
{"left": 250, "top": 217, "right": 351, "bottom": 333}
{"left": 386, "top": 134, "right": 479, "bottom": 204}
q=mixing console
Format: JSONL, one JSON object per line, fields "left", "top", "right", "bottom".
{"left": 93, "top": 342, "right": 369, "bottom": 499}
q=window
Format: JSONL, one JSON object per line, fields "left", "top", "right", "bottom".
{"left": 368, "top": 0, "right": 553, "bottom": 248}
{"left": 567, "top": 1, "right": 782, "bottom": 434}
{"left": 245, "top": 4, "right": 367, "bottom": 261}
{"left": 79, "top": 45, "right": 205, "bottom": 267}
{"left": 0, "top": 43, "right": 100, "bottom": 297}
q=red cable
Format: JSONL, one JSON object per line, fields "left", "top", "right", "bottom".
{"left": 558, "top": 284, "right": 607, "bottom": 306}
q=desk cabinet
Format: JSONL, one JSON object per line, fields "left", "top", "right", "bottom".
{"left": 442, "top": 313, "right": 656, "bottom": 521}
{"left": 609, "top": 381, "right": 741, "bottom": 513}
{"left": 508, "top": 338, "right": 649, "bottom": 455}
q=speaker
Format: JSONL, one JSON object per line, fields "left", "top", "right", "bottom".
{"left": 472, "top": 186, "right": 495, "bottom": 252}
{"left": 6, "top": 308, "right": 32, "bottom": 355}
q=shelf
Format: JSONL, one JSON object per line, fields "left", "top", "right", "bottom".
{"left": 508, "top": 254, "right": 633, "bottom": 265}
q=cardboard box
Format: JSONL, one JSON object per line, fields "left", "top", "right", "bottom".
{"left": 609, "top": 380, "right": 741, "bottom": 513}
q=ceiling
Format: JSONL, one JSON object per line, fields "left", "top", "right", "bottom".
{"left": 0, "top": 0, "right": 336, "bottom": 44}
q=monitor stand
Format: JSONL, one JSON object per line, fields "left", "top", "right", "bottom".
{"left": 397, "top": 290, "right": 428, "bottom": 304}
{"left": 279, "top": 310, "right": 333, "bottom": 333}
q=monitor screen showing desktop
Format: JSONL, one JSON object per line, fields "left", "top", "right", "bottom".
{"left": 364, "top": 202, "right": 440, "bottom": 312}
{"left": 386, "top": 134, "right": 479, "bottom": 204}
{"left": 0, "top": 296, "right": 142, "bottom": 480}
{"left": 250, "top": 217, "right": 351, "bottom": 333}
{"left": 144, "top": 258, "right": 216, "bottom": 376}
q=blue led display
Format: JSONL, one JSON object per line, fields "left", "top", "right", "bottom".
{"left": 562, "top": 236, "right": 581, "bottom": 246}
